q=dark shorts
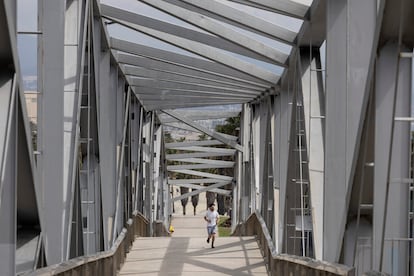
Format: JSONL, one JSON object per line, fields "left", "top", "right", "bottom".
{"left": 207, "top": 225, "right": 217, "bottom": 235}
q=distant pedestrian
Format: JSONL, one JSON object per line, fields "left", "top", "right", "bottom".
{"left": 191, "top": 192, "right": 199, "bottom": 215}
{"left": 204, "top": 203, "right": 219, "bottom": 248}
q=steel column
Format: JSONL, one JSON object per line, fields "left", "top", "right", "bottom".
{"left": 37, "top": 0, "right": 67, "bottom": 265}
{"left": 373, "top": 42, "right": 411, "bottom": 274}
{"left": 324, "top": 0, "right": 376, "bottom": 262}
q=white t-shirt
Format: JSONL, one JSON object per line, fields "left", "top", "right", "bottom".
{"left": 205, "top": 209, "right": 219, "bottom": 227}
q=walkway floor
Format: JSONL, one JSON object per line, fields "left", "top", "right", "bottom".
{"left": 119, "top": 194, "right": 268, "bottom": 275}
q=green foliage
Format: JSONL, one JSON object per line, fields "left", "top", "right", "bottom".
{"left": 215, "top": 116, "right": 240, "bottom": 136}
{"left": 218, "top": 216, "right": 231, "bottom": 237}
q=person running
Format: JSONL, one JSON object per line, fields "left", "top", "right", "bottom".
{"left": 204, "top": 203, "right": 219, "bottom": 248}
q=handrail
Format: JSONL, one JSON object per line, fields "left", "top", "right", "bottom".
{"left": 23, "top": 211, "right": 149, "bottom": 276}
{"left": 233, "top": 211, "right": 355, "bottom": 276}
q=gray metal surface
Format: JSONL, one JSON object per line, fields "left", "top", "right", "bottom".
{"left": 138, "top": 0, "right": 289, "bottom": 67}
{"left": 0, "top": 75, "right": 16, "bottom": 276}
{"left": 2, "top": 0, "right": 413, "bottom": 274}
{"left": 37, "top": 0, "right": 66, "bottom": 265}
{"left": 373, "top": 42, "right": 411, "bottom": 274}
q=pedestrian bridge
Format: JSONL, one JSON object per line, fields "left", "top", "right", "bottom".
{"left": 1, "top": 0, "right": 413, "bottom": 275}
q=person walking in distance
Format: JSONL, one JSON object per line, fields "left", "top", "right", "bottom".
{"left": 204, "top": 203, "right": 219, "bottom": 248}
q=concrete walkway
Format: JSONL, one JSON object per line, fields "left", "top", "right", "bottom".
{"left": 119, "top": 197, "right": 268, "bottom": 275}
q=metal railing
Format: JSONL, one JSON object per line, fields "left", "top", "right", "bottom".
{"left": 233, "top": 211, "right": 355, "bottom": 276}
{"left": 23, "top": 211, "right": 149, "bottom": 276}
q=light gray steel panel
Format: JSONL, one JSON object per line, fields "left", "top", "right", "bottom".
{"left": 137, "top": 0, "right": 289, "bottom": 67}
{"left": 38, "top": 0, "right": 66, "bottom": 265}
{"left": 256, "top": 100, "right": 270, "bottom": 210}
{"left": 270, "top": 95, "right": 281, "bottom": 253}
{"left": 122, "top": 65, "right": 263, "bottom": 93}
{"left": 324, "top": 0, "right": 376, "bottom": 262}
{"left": 373, "top": 43, "right": 411, "bottom": 274}
{"left": 152, "top": 126, "right": 162, "bottom": 223}
{"left": 112, "top": 40, "right": 270, "bottom": 87}
{"left": 242, "top": 104, "right": 251, "bottom": 162}
{"left": 177, "top": 0, "right": 297, "bottom": 43}
{"left": 139, "top": 94, "right": 246, "bottom": 102}
{"left": 299, "top": 50, "right": 325, "bottom": 260}
{"left": 162, "top": 110, "right": 243, "bottom": 152}
{"left": 169, "top": 169, "right": 233, "bottom": 180}
{"left": 168, "top": 178, "right": 228, "bottom": 185}
{"left": 0, "top": 74, "right": 16, "bottom": 276}
{"left": 111, "top": 38, "right": 278, "bottom": 85}
{"left": 98, "top": 50, "right": 117, "bottom": 250}
{"left": 136, "top": 93, "right": 251, "bottom": 102}
{"left": 165, "top": 140, "right": 223, "bottom": 148}
{"left": 113, "top": 88, "right": 130, "bottom": 242}
{"left": 173, "top": 181, "right": 231, "bottom": 202}
{"left": 63, "top": 0, "right": 86, "bottom": 258}
{"left": 171, "top": 183, "right": 231, "bottom": 196}
{"left": 227, "top": 0, "right": 309, "bottom": 19}
{"left": 133, "top": 88, "right": 255, "bottom": 100}
{"left": 0, "top": 75, "right": 13, "bottom": 196}
{"left": 164, "top": 145, "right": 235, "bottom": 154}
{"left": 145, "top": 102, "right": 246, "bottom": 111}
{"left": 1, "top": 0, "right": 18, "bottom": 68}
{"left": 167, "top": 158, "right": 234, "bottom": 166}
{"left": 80, "top": 156, "right": 100, "bottom": 254}
{"left": 166, "top": 152, "right": 235, "bottom": 159}
{"left": 278, "top": 78, "right": 294, "bottom": 254}
{"left": 167, "top": 163, "right": 234, "bottom": 170}
{"left": 158, "top": 110, "right": 240, "bottom": 123}
{"left": 115, "top": 52, "right": 268, "bottom": 90}
{"left": 128, "top": 77, "right": 259, "bottom": 96}
{"left": 141, "top": 99, "right": 246, "bottom": 109}
{"left": 102, "top": 4, "right": 281, "bottom": 65}
{"left": 116, "top": 75, "right": 123, "bottom": 145}
{"left": 323, "top": 0, "right": 348, "bottom": 262}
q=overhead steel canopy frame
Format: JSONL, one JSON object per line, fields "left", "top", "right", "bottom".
{"left": 2, "top": 0, "right": 413, "bottom": 275}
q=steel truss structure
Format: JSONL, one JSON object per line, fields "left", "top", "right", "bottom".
{"left": 0, "top": 0, "right": 413, "bottom": 275}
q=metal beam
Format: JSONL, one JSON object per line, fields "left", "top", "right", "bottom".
{"left": 176, "top": 0, "right": 297, "bottom": 44}
{"left": 168, "top": 178, "right": 228, "bottom": 185}
{"left": 228, "top": 0, "right": 309, "bottom": 19}
{"left": 167, "top": 162, "right": 234, "bottom": 170}
{"left": 109, "top": 27, "right": 280, "bottom": 84}
{"left": 167, "top": 158, "right": 234, "bottom": 167}
{"left": 136, "top": 92, "right": 252, "bottom": 101}
{"left": 0, "top": 73, "right": 16, "bottom": 276}
{"left": 121, "top": 65, "right": 264, "bottom": 93}
{"left": 128, "top": 77, "right": 260, "bottom": 96}
{"left": 111, "top": 38, "right": 272, "bottom": 86}
{"left": 158, "top": 110, "right": 240, "bottom": 123}
{"left": 37, "top": 0, "right": 66, "bottom": 265}
{"left": 324, "top": 0, "right": 377, "bottom": 262}
{"left": 166, "top": 152, "right": 235, "bottom": 159}
{"left": 115, "top": 52, "right": 269, "bottom": 90}
{"left": 299, "top": 48, "right": 325, "bottom": 260}
{"left": 102, "top": 4, "right": 282, "bottom": 65}
{"left": 373, "top": 42, "right": 411, "bottom": 274}
{"left": 138, "top": 0, "right": 289, "bottom": 67}
{"left": 143, "top": 101, "right": 247, "bottom": 111}
{"left": 172, "top": 181, "right": 231, "bottom": 202}
{"left": 165, "top": 140, "right": 223, "bottom": 148}
{"left": 161, "top": 110, "right": 243, "bottom": 152}
{"left": 169, "top": 169, "right": 233, "bottom": 181}
{"left": 170, "top": 183, "right": 231, "bottom": 196}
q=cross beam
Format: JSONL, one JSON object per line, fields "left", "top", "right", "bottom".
{"left": 161, "top": 109, "right": 243, "bottom": 152}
